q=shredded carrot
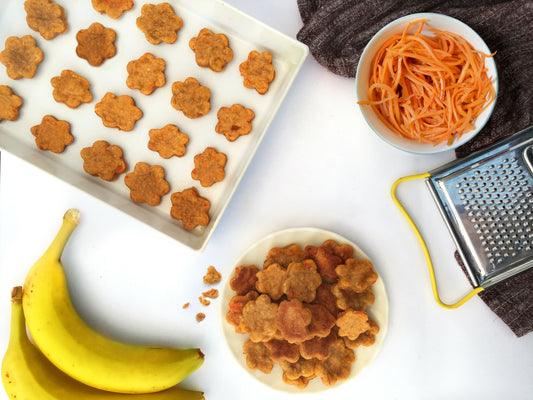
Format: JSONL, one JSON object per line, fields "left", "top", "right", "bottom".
{"left": 358, "top": 20, "right": 496, "bottom": 146}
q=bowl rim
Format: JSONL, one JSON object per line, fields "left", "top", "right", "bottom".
{"left": 355, "top": 12, "right": 499, "bottom": 155}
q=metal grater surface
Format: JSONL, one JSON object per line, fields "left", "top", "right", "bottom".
{"left": 425, "top": 126, "right": 533, "bottom": 288}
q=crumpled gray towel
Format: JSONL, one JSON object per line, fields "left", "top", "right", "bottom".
{"left": 297, "top": 0, "right": 533, "bottom": 337}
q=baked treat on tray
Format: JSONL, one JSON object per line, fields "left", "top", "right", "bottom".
{"left": 30, "top": 115, "right": 73, "bottom": 153}
{"left": 24, "top": 0, "right": 68, "bottom": 40}
{"left": 76, "top": 22, "right": 117, "bottom": 66}
{"left": 189, "top": 28, "right": 234, "bottom": 72}
{"left": 191, "top": 147, "right": 227, "bottom": 187}
{"left": 94, "top": 92, "right": 143, "bottom": 131}
{"left": 51, "top": 70, "right": 93, "bottom": 109}
{"left": 80, "top": 140, "right": 128, "bottom": 182}
{"left": 0, "top": 35, "right": 44, "bottom": 79}
{"left": 170, "top": 77, "right": 211, "bottom": 119}
{"left": 239, "top": 50, "right": 276, "bottom": 95}
{"left": 215, "top": 104, "right": 255, "bottom": 142}
{"left": 148, "top": 124, "right": 189, "bottom": 159}
{"left": 136, "top": 2, "right": 183, "bottom": 45}
{"left": 91, "top": 0, "right": 134, "bottom": 19}
{"left": 126, "top": 52, "right": 166, "bottom": 95}
{"left": 170, "top": 187, "right": 211, "bottom": 230}
{"left": 0, "top": 85, "right": 23, "bottom": 122}
{"left": 124, "top": 162, "right": 170, "bottom": 206}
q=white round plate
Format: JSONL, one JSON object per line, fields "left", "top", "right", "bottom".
{"left": 220, "top": 227, "right": 389, "bottom": 393}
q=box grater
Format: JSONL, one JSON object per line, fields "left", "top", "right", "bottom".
{"left": 392, "top": 126, "right": 533, "bottom": 308}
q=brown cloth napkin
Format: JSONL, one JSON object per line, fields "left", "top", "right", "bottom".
{"left": 296, "top": 0, "right": 533, "bottom": 337}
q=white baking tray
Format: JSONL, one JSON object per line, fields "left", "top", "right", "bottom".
{"left": 0, "top": 0, "right": 308, "bottom": 251}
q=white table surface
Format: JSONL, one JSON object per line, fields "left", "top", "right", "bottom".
{"left": 0, "top": 1, "right": 532, "bottom": 399}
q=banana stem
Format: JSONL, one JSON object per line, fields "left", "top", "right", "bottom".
{"left": 44, "top": 209, "right": 80, "bottom": 261}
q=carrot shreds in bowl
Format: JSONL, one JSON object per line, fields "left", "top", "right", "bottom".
{"left": 358, "top": 19, "right": 496, "bottom": 146}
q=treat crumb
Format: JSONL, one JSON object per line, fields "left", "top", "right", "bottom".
{"left": 203, "top": 265, "right": 221, "bottom": 284}
{"left": 202, "top": 288, "right": 219, "bottom": 299}
{"left": 199, "top": 296, "right": 211, "bottom": 306}
{"left": 182, "top": 302, "right": 190, "bottom": 309}
{"left": 196, "top": 312, "right": 206, "bottom": 322}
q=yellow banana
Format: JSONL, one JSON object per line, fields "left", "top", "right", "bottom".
{"left": 21, "top": 209, "right": 204, "bottom": 394}
{"left": 2, "top": 286, "right": 204, "bottom": 400}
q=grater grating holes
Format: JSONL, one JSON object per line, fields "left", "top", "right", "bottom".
{"left": 456, "top": 159, "right": 533, "bottom": 269}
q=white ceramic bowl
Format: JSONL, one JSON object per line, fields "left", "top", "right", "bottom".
{"left": 355, "top": 13, "right": 498, "bottom": 154}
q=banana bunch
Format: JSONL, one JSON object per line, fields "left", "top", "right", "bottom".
{"left": 1, "top": 209, "right": 205, "bottom": 400}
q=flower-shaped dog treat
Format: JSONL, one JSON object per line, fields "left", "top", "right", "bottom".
{"left": 126, "top": 52, "right": 166, "bottom": 95}
{"left": 0, "top": 35, "right": 44, "bottom": 79}
{"left": 124, "top": 162, "right": 170, "bottom": 206}
{"left": 51, "top": 70, "right": 93, "bottom": 109}
{"left": 215, "top": 104, "right": 255, "bottom": 142}
{"left": 95, "top": 92, "right": 143, "bottom": 131}
{"left": 80, "top": 140, "right": 127, "bottom": 181}
{"left": 315, "top": 338, "right": 355, "bottom": 386}
{"left": 230, "top": 265, "right": 260, "bottom": 296}
{"left": 91, "top": 0, "right": 134, "bottom": 19}
{"left": 264, "top": 339, "right": 300, "bottom": 363}
{"left": 239, "top": 50, "right": 276, "bottom": 95}
{"left": 0, "top": 85, "right": 23, "bottom": 122}
{"left": 170, "top": 77, "right": 211, "bottom": 119}
{"left": 189, "top": 28, "right": 234, "bottom": 72}
{"left": 76, "top": 23, "right": 117, "bottom": 66}
{"left": 148, "top": 124, "right": 189, "bottom": 158}
{"left": 275, "top": 299, "right": 312, "bottom": 344}
{"left": 191, "top": 147, "right": 227, "bottom": 187}
{"left": 242, "top": 294, "right": 279, "bottom": 343}
{"left": 299, "top": 330, "right": 337, "bottom": 361}
{"left": 170, "top": 187, "right": 211, "bottom": 230}
{"left": 136, "top": 2, "right": 183, "bottom": 44}
{"left": 335, "top": 258, "right": 378, "bottom": 293}
{"left": 30, "top": 115, "right": 73, "bottom": 153}
{"left": 243, "top": 340, "right": 273, "bottom": 374}
{"left": 256, "top": 263, "right": 287, "bottom": 301}
{"left": 263, "top": 243, "right": 306, "bottom": 268}
{"left": 282, "top": 260, "right": 322, "bottom": 303}
{"left": 335, "top": 310, "right": 370, "bottom": 341}
{"left": 24, "top": 0, "right": 68, "bottom": 40}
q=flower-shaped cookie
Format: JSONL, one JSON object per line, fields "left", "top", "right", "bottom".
{"left": 226, "top": 290, "right": 258, "bottom": 334}
{"left": 76, "top": 23, "right": 117, "bottom": 66}
{"left": 215, "top": 104, "right": 255, "bottom": 142}
{"left": 0, "top": 85, "right": 23, "bottom": 122}
{"left": 305, "top": 242, "right": 343, "bottom": 282}
{"left": 30, "top": 115, "right": 73, "bottom": 153}
{"left": 343, "top": 319, "right": 379, "bottom": 349}
{"left": 91, "top": 0, "right": 134, "bottom": 19}
{"left": 148, "top": 124, "right": 189, "bottom": 158}
{"left": 189, "top": 28, "right": 234, "bottom": 72}
{"left": 242, "top": 294, "right": 279, "bottom": 343}
{"left": 124, "top": 162, "right": 170, "bottom": 206}
{"left": 264, "top": 339, "right": 300, "bottom": 363}
{"left": 332, "top": 284, "right": 374, "bottom": 311}
{"left": 239, "top": 50, "right": 276, "bottom": 95}
{"left": 51, "top": 70, "right": 93, "bottom": 109}
{"left": 256, "top": 263, "right": 287, "bottom": 301}
{"left": 126, "top": 52, "right": 166, "bottom": 95}
{"left": 315, "top": 338, "right": 355, "bottom": 386}
{"left": 0, "top": 35, "right": 44, "bottom": 80}
{"left": 136, "top": 2, "right": 183, "bottom": 44}
{"left": 24, "top": 0, "right": 68, "bottom": 40}
{"left": 95, "top": 92, "right": 143, "bottom": 131}
{"left": 170, "top": 187, "right": 211, "bottom": 230}
{"left": 230, "top": 265, "right": 260, "bottom": 296}
{"left": 276, "top": 299, "right": 313, "bottom": 344}
{"left": 191, "top": 147, "right": 227, "bottom": 187}
{"left": 335, "top": 310, "right": 370, "bottom": 341}
{"left": 282, "top": 260, "right": 322, "bottom": 303}
{"left": 335, "top": 258, "right": 378, "bottom": 293}
{"left": 263, "top": 243, "right": 306, "bottom": 268}
{"left": 80, "top": 140, "right": 127, "bottom": 181}
{"left": 299, "top": 330, "right": 337, "bottom": 361}
{"left": 243, "top": 340, "right": 273, "bottom": 374}
{"left": 170, "top": 77, "right": 211, "bottom": 119}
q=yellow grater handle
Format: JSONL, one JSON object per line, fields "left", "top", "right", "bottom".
{"left": 391, "top": 173, "right": 484, "bottom": 309}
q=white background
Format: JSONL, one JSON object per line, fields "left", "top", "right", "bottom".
{"left": 1, "top": 1, "right": 532, "bottom": 399}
